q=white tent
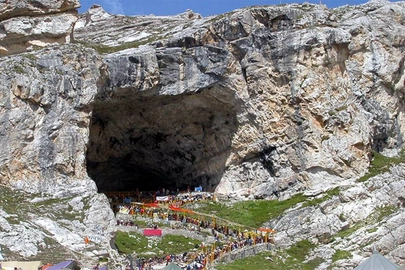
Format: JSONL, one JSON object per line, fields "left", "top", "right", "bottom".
{"left": 0, "top": 261, "right": 42, "bottom": 270}
{"left": 354, "top": 251, "right": 398, "bottom": 270}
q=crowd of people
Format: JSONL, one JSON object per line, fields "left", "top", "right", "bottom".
{"left": 108, "top": 189, "right": 274, "bottom": 270}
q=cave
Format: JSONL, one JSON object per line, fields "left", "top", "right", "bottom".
{"left": 86, "top": 86, "right": 238, "bottom": 193}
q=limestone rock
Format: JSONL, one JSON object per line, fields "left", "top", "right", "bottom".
{"left": 1, "top": 0, "right": 405, "bottom": 267}
{"left": 0, "top": 0, "right": 80, "bottom": 20}
{"left": 267, "top": 164, "right": 405, "bottom": 267}
{"left": 77, "top": 1, "right": 405, "bottom": 201}
{"left": 0, "top": 44, "right": 104, "bottom": 194}
{"left": 0, "top": 187, "right": 116, "bottom": 267}
{"left": 74, "top": 5, "right": 203, "bottom": 48}
{"left": 0, "top": 0, "right": 79, "bottom": 56}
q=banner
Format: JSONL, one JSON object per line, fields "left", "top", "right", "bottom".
{"left": 143, "top": 229, "right": 162, "bottom": 236}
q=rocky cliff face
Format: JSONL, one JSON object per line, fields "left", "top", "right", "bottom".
{"left": 76, "top": 2, "right": 405, "bottom": 199}
{"left": 0, "top": 0, "right": 405, "bottom": 267}
{"left": 0, "top": 0, "right": 79, "bottom": 56}
{"left": 0, "top": 1, "right": 115, "bottom": 266}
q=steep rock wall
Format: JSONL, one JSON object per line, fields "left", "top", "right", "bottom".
{"left": 0, "top": 0, "right": 404, "bottom": 266}
{"left": 77, "top": 2, "right": 405, "bottom": 199}
{"left": 0, "top": 0, "right": 79, "bottom": 56}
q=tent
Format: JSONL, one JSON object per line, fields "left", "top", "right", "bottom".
{"left": 162, "top": 263, "right": 182, "bottom": 270}
{"left": 0, "top": 261, "right": 42, "bottom": 270}
{"left": 46, "top": 260, "right": 79, "bottom": 270}
{"left": 354, "top": 251, "right": 398, "bottom": 270}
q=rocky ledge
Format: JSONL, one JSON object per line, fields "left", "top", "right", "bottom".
{"left": 0, "top": 0, "right": 405, "bottom": 268}
{"left": 0, "top": 0, "right": 80, "bottom": 56}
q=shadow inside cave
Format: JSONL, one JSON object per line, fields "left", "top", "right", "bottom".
{"left": 86, "top": 85, "right": 239, "bottom": 193}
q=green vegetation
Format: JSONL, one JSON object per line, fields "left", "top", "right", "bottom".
{"left": 336, "top": 205, "right": 398, "bottom": 239}
{"left": 366, "top": 228, "right": 378, "bottom": 233}
{"left": 307, "top": 257, "right": 325, "bottom": 269}
{"left": 190, "top": 193, "right": 307, "bottom": 228}
{"left": 332, "top": 249, "right": 352, "bottom": 262}
{"left": 286, "top": 239, "right": 316, "bottom": 262}
{"left": 157, "top": 234, "right": 201, "bottom": 255}
{"left": 357, "top": 150, "right": 405, "bottom": 182}
{"left": 189, "top": 189, "right": 342, "bottom": 229}
{"left": 367, "top": 205, "right": 398, "bottom": 224}
{"left": 115, "top": 231, "right": 149, "bottom": 254}
{"left": 216, "top": 240, "right": 320, "bottom": 270}
{"left": 115, "top": 231, "right": 201, "bottom": 258}
{"left": 13, "top": 65, "right": 25, "bottom": 74}
{"left": 336, "top": 222, "right": 361, "bottom": 239}
{"left": 216, "top": 251, "right": 279, "bottom": 270}
{"left": 24, "top": 53, "right": 38, "bottom": 60}
{"left": 303, "top": 187, "right": 340, "bottom": 207}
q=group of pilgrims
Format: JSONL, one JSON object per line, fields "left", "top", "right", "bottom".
{"left": 104, "top": 188, "right": 275, "bottom": 270}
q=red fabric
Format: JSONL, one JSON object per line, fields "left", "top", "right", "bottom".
{"left": 169, "top": 205, "right": 194, "bottom": 214}
{"left": 143, "top": 229, "right": 162, "bottom": 236}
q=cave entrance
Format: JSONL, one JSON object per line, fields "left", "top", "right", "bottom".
{"left": 86, "top": 86, "right": 238, "bottom": 193}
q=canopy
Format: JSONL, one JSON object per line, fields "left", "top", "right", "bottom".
{"left": 354, "top": 251, "right": 398, "bottom": 270}
{"left": 169, "top": 205, "right": 194, "bottom": 214}
{"left": 46, "top": 260, "right": 77, "bottom": 270}
{"left": 0, "top": 261, "right": 42, "bottom": 270}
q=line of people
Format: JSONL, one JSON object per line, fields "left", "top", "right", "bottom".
{"left": 118, "top": 213, "right": 273, "bottom": 269}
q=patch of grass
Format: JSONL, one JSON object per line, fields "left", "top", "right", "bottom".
{"left": 336, "top": 205, "right": 398, "bottom": 239}
{"left": 115, "top": 231, "right": 148, "bottom": 254}
{"left": 217, "top": 240, "right": 318, "bottom": 270}
{"left": 366, "top": 228, "right": 378, "bottom": 233}
{"left": 307, "top": 257, "right": 325, "bottom": 268}
{"left": 375, "top": 205, "right": 397, "bottom": 223}
{"left": 216, "top": 251, "right": 280, "bottom": 270}
{"left": 189, "top": 193, "right": 307, "bottom": 228}
{"left": 332, "top": 249, "right": 352, "bottom": 262}
{"left": 357, "top": 150, "right": 405, "bottom": 182}
{"left": 336, "top": 222, "right": 362, "bottom": 239}
{"left": 24, "top": 53, "right": 38, "bottom": 60}
{"left": 157, "top": 234, "right": 201, "bottom": 255}
{"left": 115, "top": 231, "right": 201, "bottom": 258}
{"left": 13, "top": 65, "right": 25, "bottom": 74}
{"left": 286, "top": 239, "right": 316, "bottom": 262}
{"left": 303, "top": 187, "right": 340, "bottom": 207}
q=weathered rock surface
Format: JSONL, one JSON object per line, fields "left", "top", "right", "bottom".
{"left": 267, "top": 165, "right": 405, "bottom": 268}
{"left": 0, "top": 0, "right": 405, "bottom": 267}
{"left": 0, "top": 44, "right": 115, "bottom": 266}
{"left": 0, "top": 0, "right": 79, "bottom": 56}
{"left": 76, "top": 1, "right": 405, "bottom": 200}
{"left": 0, "top": 44, "right": 103, "bottom": 193}
{"left": 0, "top": 187, "right": 116, "bottom": 267}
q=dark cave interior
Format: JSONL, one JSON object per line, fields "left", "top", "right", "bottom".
{"left": 86, "top": 86, "right": 238, "bottom": 193}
